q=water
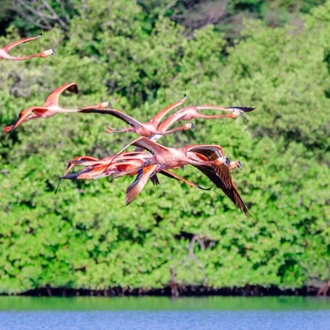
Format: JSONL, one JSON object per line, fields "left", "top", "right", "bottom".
{"left": 0, "top": 297, "right": 329, "bottom": 330}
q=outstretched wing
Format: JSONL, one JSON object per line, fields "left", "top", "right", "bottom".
{"left": 4, "top": 34, "right": 42, "bottom": 52}
{"left": 126, "top": 164, "right": 158, "bottom": 205}
{"left": 78, "top": 107, "right": 143, "bottom": 128}
{"left": 44, "top": 82, "right": 78, "bottom": 107}
{"left": 193, "top": 164, "right": 250, "bottom": 216}
{"left": 187, "top": 145, "right": 226, "bottom": 159}
{"left": 150, "top": 94, "right": 187, "bottom": 126}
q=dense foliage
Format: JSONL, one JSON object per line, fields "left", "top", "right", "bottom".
{"left": 0, "top": 0, "right": 329, "bottom": 295}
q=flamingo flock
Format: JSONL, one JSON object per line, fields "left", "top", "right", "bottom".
{"left": 3, "top": 35, "right": 256, "bottom": 216}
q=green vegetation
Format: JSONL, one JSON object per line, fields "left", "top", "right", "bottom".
{"left": 0, "top": 0, "right": 329, "bottom": 295}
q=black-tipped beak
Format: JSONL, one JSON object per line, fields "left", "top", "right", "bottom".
{"left": 180, "top": 166, "right": 185, "bottom": 171}
{"left": 52, "top": 49, "right": 56, "bottom": 56}
{"left": 237, "top": 161, "right": 242, "bottom": 170}
{"left": 227, "top": 106, "right": 256, "bottom": 112}
{"left": 191, "top": 123, "right": 195, "bottom": 130}
{"left": 184, "top": 93, "right": 187, "bottom": 98}
{"left": 225, "top": 157, "right": 231, "bottom": 167}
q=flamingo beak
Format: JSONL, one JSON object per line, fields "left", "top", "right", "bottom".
{"left": 181, "top": 166, "right": 185, "bottom": 171}
{"left": 237, "top": 161, "right": 242, "bottom": 169}
{"left": 191, "top": 123, "right": 195, "bottom": 130}
{"left": 225, "top": 157, "right": 231, "bottom": 167}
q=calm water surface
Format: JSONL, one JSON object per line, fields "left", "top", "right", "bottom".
{"left": 0, "top": 297, "right": 330, "bottom": 330}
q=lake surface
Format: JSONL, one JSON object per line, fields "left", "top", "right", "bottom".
{"left": 1, "top": 297, "right": 330, "bottom": 330}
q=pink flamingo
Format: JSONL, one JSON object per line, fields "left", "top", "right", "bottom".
{"left": 0, "top": 34, "right": 55, "bottom": 61}
{"left": 60, "top": 157, "right": 209, "bottom": 192}
{"left": 108, "top": 137, "right": 248, "bottom": 214}
{"left": 78, "top": 94, "right": 196, "bottom": 137}
{"left": 3, "top": 82, "right": 109, "bottom": 133}
{"left": 151, "top": 105, "right": 255, "bottom": 141}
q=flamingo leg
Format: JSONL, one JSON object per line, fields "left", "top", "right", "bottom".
{"left": 105, "top": 127, "right": 134, "bottom": 133}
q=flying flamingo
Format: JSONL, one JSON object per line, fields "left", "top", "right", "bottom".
{"left": 107, "top": 136, "right": 230, "bottom": 172}
{"left": 0, "top": 34, "right": 55, "bottom": 61}
{"left": 107, "top": 137, "right": 249, "bottom": 214}
{"left": 186, "top": 146, "right": 249, "bottom": 215}
{"left": 60, "top": 157, "right": 210, "bottom": 192}
{"left": 77, "top": 94, "right": 196, "bottom": 138}
{"left": 61, "top": 152, "right": 145, "bottom": 178}
{"left": 151, "top": 105, "right": 255, "bottom": 141}
{"left": 54, "top": 151, "right": 149, "bottom": 193}
{"left": 3, "top": 82, "right": 109, "bottom": 133}
{"left": 105, "top": 137, "right": 240, "bottom": 205}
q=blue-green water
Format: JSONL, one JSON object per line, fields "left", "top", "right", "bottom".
{"left": 0, "top": 297, "right": 330, "bottom": 330}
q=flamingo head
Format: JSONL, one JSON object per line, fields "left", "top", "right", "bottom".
{"left": 98, "top": 101, "right": 110, "bottom": 108}
{"left": 230, "top": 109, "right": 243, "bottom": 118}
{"left": 40, "top": 49, "right": 56, "bottom": 58}
{"left": 184, "top": 123, "right": 195, "bottom": 131}
{"left": 213, "top": 156, "right": 231, "bottom": 167}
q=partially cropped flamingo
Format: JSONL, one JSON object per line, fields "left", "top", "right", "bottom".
{"left": 3, "top": 82, "right": 109, "bottom": 133}
{"left": 107, "top": 136, "right": 230, "bottom": 172}
{"left": 108, "top": 137, "right": 249, "bottom": 214}
{"left": 0, "top": 34, "right": 55, "bottom": 61}
{"left": 78, "top": 94, "right": 196, "bottom": 138}
{"left": 151, "top": 105, "right": 255, "bottom": 141}
{"left": 105, "top": 137, "right": 238, "bottom": 205}
{"left": 61, "top": 152, "right": 145, "bottom": 178}
{"left": 60, "top": 157, "right": 209, "bottom": 193}
{"left": 187, "top": 146, "right": 249, "bottom": 215}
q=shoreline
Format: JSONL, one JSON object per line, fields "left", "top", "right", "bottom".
{"left": 2, "top": 285, "right": 329, "bottom": 297}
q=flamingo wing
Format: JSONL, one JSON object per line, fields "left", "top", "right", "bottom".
{"left": 126, "top": 164, "right": 158, "bottom": 205}
{"left": 8, "top": 106, "right": 49, "bottom": 132}
{"left": 187, "top": 145, "right": 225, "bottom": 158}
{"left": 78, "top": 108, "right": 143, "bottom": 129}
{"left": 193, "top": 164, "right": 249, "bottom": 216}
{"left": 3, "top": 35, "right": 42, "bottom": 52}
{"left": 150, "top": 94, "right": 187, "bottom": 126}
{"left": 43, "top": 82, "right": 78, "bottom": 107}
{"left": 155, "top": 111, "right": 188, "bottom": 137}
{"left": 108, "top": 137, "right": 169, "bottom": 170}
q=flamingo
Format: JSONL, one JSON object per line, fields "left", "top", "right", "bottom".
{"left": 3, "top": 82, "right": 109, "bottom": 133}
{"left": 107, "top": 136, "right": 229, "bottom": 172}
{"left": 77, "top": 94, "right": 196, "bottom": 138}
{"left": 105, "top": 137, "right": 236, "bottom": 204}
{"left": 186, "top": 146, "right": 249, "bottom": 215}
{"left": 54, "top": 151, "right": 150, "bottom": 193}
{"left": 107, "top": 137, "right": 248, "bottom": 214}
{"left": 60, "top": 157, "right": 210, "bottom": 192}
{"left": 151, "top": 105, "right": 255, "bottom": 141}
{"left": 0, "top": 34, "right": 55, "bottom": 61}
{"left": 61, "top": 152, "right": 145, "bottom": 178}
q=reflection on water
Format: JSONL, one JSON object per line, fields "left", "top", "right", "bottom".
{"left": 0, "top": 296, "right": 329, "bottom": 311}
